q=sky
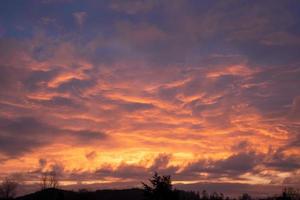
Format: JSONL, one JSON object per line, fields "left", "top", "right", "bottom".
{"left": 0, "top": 0, "right": 300, "bottom": 197}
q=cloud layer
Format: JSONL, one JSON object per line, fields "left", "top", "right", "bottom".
{"left": 0, "top": 0, "right": 300, "bottom": 196}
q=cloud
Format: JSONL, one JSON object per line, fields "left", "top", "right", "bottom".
{"left": 182, "top": 152, "right": 263, "bottom": 179}
{"left": 110, "top": 0, "right": 157, "bottom": 15}
{"left": 213, "top": 152, "right": 262, "bottom": 174}
{"left": 0, "top": 117, "right": 107, "bottom": 157}
{"left": 24, "top": 69, "right": 60, "bottom": 91}
{"left": 261, "top": 32, "right": 300, "bottom": 46}
{"left": 114, "top": 21, "right": 166, "bottom": 49}
{"left": 39, "top": 158, "right": 47, "bottom": 169}
{"left": 264, "top": 151, "right": 300, "bottom": 172}
{"left": 85, "top": 151, "right": 97, "bottom": 161}
{"left": 150, "top": 153, "right": 171, "bottom": 170}
{"left": 0, "top": 133, "right": 46, "bottom": 157}
{"left": 0, "top": 117, "right": 56, "bottom": 156}
{"left": 282, "top": 172, "right": 300, "bottom": 185}
{"left": 231, "top": 140, "right": 251, "bottom": 152}
{"left": 73, "top": 11, "right": 87, "bottom": 27}
{"left": 288, "top": 96, "right": 300, "bottom": 122}
{"left": 0, "top": 0, "right": 300, "bottom": 195}
{"left": 88, "top": 154, "right": 180, "bottom": 183}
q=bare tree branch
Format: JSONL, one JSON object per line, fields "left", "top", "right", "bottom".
{"left": 0, "top": 177, "right": 18, "bottom": 199}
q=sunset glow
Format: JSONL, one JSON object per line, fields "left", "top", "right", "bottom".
{"left": 0, "top": 0, "right": 300, "bottom": 197}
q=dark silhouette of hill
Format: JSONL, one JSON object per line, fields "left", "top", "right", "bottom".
{"left": 15, "top": 188, "right": 204, "bottom": 200}
{"left": 15, "top": 188, "right": 144, "bottom": 200}
{"left": 15, "top": 188, "right": 77, "bottom": 200}
{"left": 11, "top": 187, "right": 300, "bottom": 200}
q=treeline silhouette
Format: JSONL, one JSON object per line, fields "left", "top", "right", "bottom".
{"left": 0, "top": 172, "right": 299, "bottom": 200}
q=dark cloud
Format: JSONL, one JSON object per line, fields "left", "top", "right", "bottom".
{"left": 264, "top": 151, "right": 300, "bottom": 171}
{"left": 213, "top": 152, "right": 262, "bottom": 174}
{"left": 0, "top": 117, "right": 57, "bottom": 156}
{"left": 288, "top": 96, "right": 300, "bottom": 121}
{"left": 85, "top": 151, "right": 97, "bottom": 160}
{"left": 0, "top": 117, "right": 55, "bottom": 136}
{"left": 94, "top": 154, "right": 179, "bottom": 181}
{"left": 73, "top": 130, "right": 107, "bottom": 144}
{"left": 0, "top": 65, "right": 24, "bottom": 91}
{"left": 150, "top": 153, "right": 171, "bottom": 170}
{"left": 231, "top": 140, "right": 251, "bottom": 151}
{"left": 0, "top": 133, "right": 46, "bottom": 157}
{"left": 57, "top": 78, "right": 96, "bottom": 93}
{"left": 95, "top": 163, "right": 149, "bottom": 180}
{"left": 38, "top": 158, "right": 47, "bottom": 169}
{"left": 24, "top": 69, "right": 60, "bottom": 91}
{"left": 31, "top": 96, "right": 82, "bottom": 109}
{"left": 182, "top": 152, "right": 263, "bottom": 178}
{"left": 0, "top": 117, "right": 107, "bottom": 157}
{"left": 110, "top": 0, "right": 157, "bottom": 15}
{"left": 119, "top": 101, "right": 155, "bottom": 112}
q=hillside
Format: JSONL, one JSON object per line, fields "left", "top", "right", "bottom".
{"left": 16, "top": 188, "right": 145, "bottom": 200}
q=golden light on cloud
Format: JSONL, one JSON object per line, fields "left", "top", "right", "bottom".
{"left": 0, "top": 1, "right": 300, "bottom": 198}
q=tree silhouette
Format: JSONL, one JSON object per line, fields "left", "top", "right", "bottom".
{"left": 210, "top": 192, "right": 224, "bottom": 200}
{"left": 0, "top": 177, "right": 18, "bottom": 199}
{"left": 278, "top": 187, "right": 300, "bottom": 200}
{"left": 142, "top": 172, "right": 178, "bottom": 200}
{"left": 40, "top": 171, "right": 59, "bottom": 190}
{"left": 239, "top": 193, "right": 251, "bottom": 200}
{"left": 201, "top": 190, "right": 209, "bottom": 200}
